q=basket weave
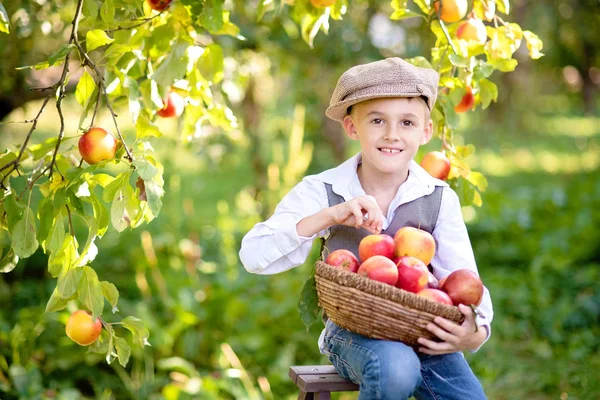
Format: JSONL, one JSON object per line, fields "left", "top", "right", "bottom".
{"left": 315, "top": 261, "right": 464, "bottom": 347}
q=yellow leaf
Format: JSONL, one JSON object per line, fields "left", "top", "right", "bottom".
{"left": 523, "top": 30, "right": 544, "bottom": 59}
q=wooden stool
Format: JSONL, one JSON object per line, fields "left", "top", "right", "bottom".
{"left": 289, "top": 365, "right": 359, "bottom": 399}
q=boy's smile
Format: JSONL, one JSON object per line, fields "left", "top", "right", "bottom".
{"left": 343, "top": 97, "right": 433, "bottom": 183}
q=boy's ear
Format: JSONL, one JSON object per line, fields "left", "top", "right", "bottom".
{"left": 420, "top": 120, "right": 434, "bottom": 145}
{"left": 342, "top": 115, "right": 359, "bottom": 140}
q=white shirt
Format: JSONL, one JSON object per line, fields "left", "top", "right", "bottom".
{"left": 239, "top": 153, "right": 493, "bottom": 352}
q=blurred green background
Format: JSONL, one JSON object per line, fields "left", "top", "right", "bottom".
{"left": 1, "top": 0, "right": 599, "bottom": 399}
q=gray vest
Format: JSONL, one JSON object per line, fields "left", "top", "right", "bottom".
{"left": 321, "top": 183, "right": 443, "bottom": 261}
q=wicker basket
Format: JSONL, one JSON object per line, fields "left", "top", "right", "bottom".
{"left": 315, "top": 261, "right": 464, "bottom": 347}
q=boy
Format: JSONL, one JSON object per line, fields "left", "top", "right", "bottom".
{"left": 239, "top": 58, "right": 493, "bottom": 400}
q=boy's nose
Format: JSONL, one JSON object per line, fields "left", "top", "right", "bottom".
{"left": 384, "top": 127, "right": 401, "bottom": 140}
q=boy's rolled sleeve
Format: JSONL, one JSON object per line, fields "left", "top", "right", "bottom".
{"left": 239, "top": 178, "right": 327, "bottom": 275}
{"left": 431, "top": 187, "right": 494, "bottom": 351}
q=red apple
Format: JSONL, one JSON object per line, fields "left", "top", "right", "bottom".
{"left": 310, "top": 0, "right": 336, "bottom": 7}
{"left": 433, "top": 0, "right": 468, "bottom": 23}
{"left": 357, "top": 255, "right": 398, "bottom": 286}
{"left": 426, "top": 271, "right": 440, "bottom": 289}
{"left": 395, "top": 256, "right": 429, "bottom": 293}
{"left": 358, "top": 234, "right": 395, "bottom": 262}
{"left": 454, "top": 86, "right": 474, "bottom": 113}
{"left": 78, "top": 127, "right": 118, "bottom": 165}
{"left": 66, "top": 310, "right": 102, "bottom": 346}
{"left": 157, "top": 91, "right": 184, "bottom": 118}
{"left": 441, "top": 269, "right": 484, "bottom": 306}
{"left": 393, "top": 227, "right": 436, "bottom": 265}
{"left": 420, "top": 151, "right": 451, "bottom": 180}
{"left": 417, "top": 288, "right": 454, "bottom": 305}
{"left": 325, "top": 249, "right": 360, "bottom": 273}
{"left": 456, "top": 18, "right": 487, "bottom": 45}
{"left": 147, "top": 0, "right": 172, "bottom": 12}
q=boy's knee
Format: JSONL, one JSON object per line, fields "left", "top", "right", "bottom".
{"left": 363, "top": 343, "right": 422, "bottom": 399}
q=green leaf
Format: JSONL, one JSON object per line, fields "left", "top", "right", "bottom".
{"left": 144, "top": 179, "right": 164, "bottom": 217}
{"left": 122, "top": 316, "right": 150, "bottom": 347}
{"left": 75, "top": 70, "right": 96, "bottom": 107}
{"left": 523, "top": 30, "right": 544, "bottom": 60}
{"left": 46, "top": 212, "right": 65, "bottom": 253}
{"left": 100, "top": 0, "right": 115, "bottom": 24}
{"left": 449, "top": 53, "right": 469, "bottom": 68}
{"left": 12, "top": 208, "right": 39, "bottom": 258}
{"left": 101, "top": 281, "right": 119, "bottom": 312}
{"left": 75, "top": 216, "right": 98, "bottom": 267}
{"left": 390, "top": 9, "right": 423, "bottom": 20}
{"left": 133, "top": 158, "right": 158, "bottom": 181}
{"left": 57, "top": 262, "right": 82, "bottom": 298}
{"left": 0, "top": 248, "right": 19, "bottom": 273}
{"left": 473, "top": 62, "right": 494, "bottom": 80}
{"left": 90, "top": 195, "right": 109, "bottom": 237}
{"left": 301, "top": 11, "right": 329, "bottom": 49}
{"left": 91, "top": 173, "right": 115, "bottom": 188}
{"left": 200, "top": 0, "right": 224, "bottom": 33}
{"left": 86, "top": 29, "right": 114, "bottom": 52}
{"left": 466, "top": 171, "right": 488, "bottom": 192}
{"left": 441, "top": 99, "right": 460, "bottom": 129}
{"left": 45, "top": 287, "right": 69, "bottom": 313}
{"left": 152, "top": 41, "right": 189, "bottom": 87}
{"left": 452, "top": 176, "right": 476, "bottom": 207}
{"left": 83, "top": 0, "right": 99, "bottom": 18}
{"left": 198, "top": 44, "right": 224, "bottom": 84}
{"left": 412, "top": 0, "right": 431, "bottom": 14}
{"left": 16, "top": 44, "right": 75, "bottom": 70}
{"left": 489, "top": 58, "right": 518, "bottom": 72}
{"left": 114, "top": 337, "right": 131, "bottom": 367}
{"left": 103, "top": 172, "right": 129, "bottom": 202}
{"left": 479, "top": 78, "right": 498, "bottom": 109}
{"left": 496, "top": 0, "right": 510, "bottom": 14}
{"left": 104, "top": 44, "right": 132, "bottom": 63}
{"left": 135, "top": 115, "right": 162, "bottom": 139}
{"left": 111, "top": 188, "right": 130, "bottom": 232}
{"left": 79, "top": 266, "right": 104, "bottom": 319}
{"left": 298, "top": 275, "right": 320, "bottom": 332}
{"left": 0, "top": 2, "right": 10, "bottom": 34}
{"left": 48, "top": 236, "right": 72, "bottom": 278}
{"left": 87, "top": 334, "right": 109, "bottom": 353}
{"left": 406, "top": 56, "right": 433, "bottom": 69}
{"left": 37, "top": 198, "right": 53, "bottom": 245}
{"left": 3, "top": 193, "right": 24, "bottom": 231}
{"left": 29, "top": 137, "right": 59, "bottom": 160}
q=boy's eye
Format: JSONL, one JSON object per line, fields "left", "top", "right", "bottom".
{"left": 371, "top": 118, "right": 384, "bottom": 125}
{"left": 402, "top": 120, "right": 415, "bottom": 127}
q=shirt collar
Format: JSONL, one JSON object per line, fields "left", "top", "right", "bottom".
{"left": 315, "top": 152, "right": 448, "bottom": 201}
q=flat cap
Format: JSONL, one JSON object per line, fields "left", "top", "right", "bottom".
{"left": 326, "top": 57, "right": 439, "bottom": 122}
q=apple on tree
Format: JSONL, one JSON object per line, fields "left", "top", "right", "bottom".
{"left": 310, "top": 0, "right": 336, "bottom": 8}
{"left": 420, "top": 151, "right": 451, "bottom": 180}
{"left": 433, "top": 0, "right": 468, "bottom": 23}
{"left": 66, "top": 310, "right": 102, "bottom": 346}
{"left": 325, "top": 249, "right": 360, "bottom": 273}
{"left": 78, "top": 127, "right": 118, "bottom": 165}
{"left": 454, "top": 86, "right": 475, "bottom": 113}
{"left": 157, "top": 91, "right": 185, "bottom": 118}
{"left": 147, "top": 0, "right": 172, "bottom": 12}
{"left": 456, "top": 18, "right": 488, "bottom": 45}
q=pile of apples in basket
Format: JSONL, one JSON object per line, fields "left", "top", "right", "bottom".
{"left": 325, "top": 227, "right": 483, "bottom": 308}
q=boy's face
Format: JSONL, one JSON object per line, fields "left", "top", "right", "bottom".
{"left": 342, "top": 97, "right": 433, "bottom": 176}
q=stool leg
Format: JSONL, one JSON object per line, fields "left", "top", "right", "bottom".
{"left": 298, "top": 392, "right": 314, "bottom": 400}
{"left": 315, "top": 392, "right": 331, "bottom": 400}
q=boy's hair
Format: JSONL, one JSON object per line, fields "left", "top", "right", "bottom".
{"left": 347, "top": 95, "right": 431, "bottom": 122}
{"left": 326, "top": 58, "right": 439, "bottom": 123}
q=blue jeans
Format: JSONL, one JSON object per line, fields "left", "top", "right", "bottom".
{"left": 322, "top": 320, "right": 487, "bottom": 400}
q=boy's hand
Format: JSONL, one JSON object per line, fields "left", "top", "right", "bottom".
{"left": 329, "top": 195, "right": 384, "bottom": 234}
{"left": 417, "top": 304, "right": 487, "bottom": 354}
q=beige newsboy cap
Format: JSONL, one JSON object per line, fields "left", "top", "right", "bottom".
{"left": 326, "top": 57, "right": 439, "bottom": 122}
